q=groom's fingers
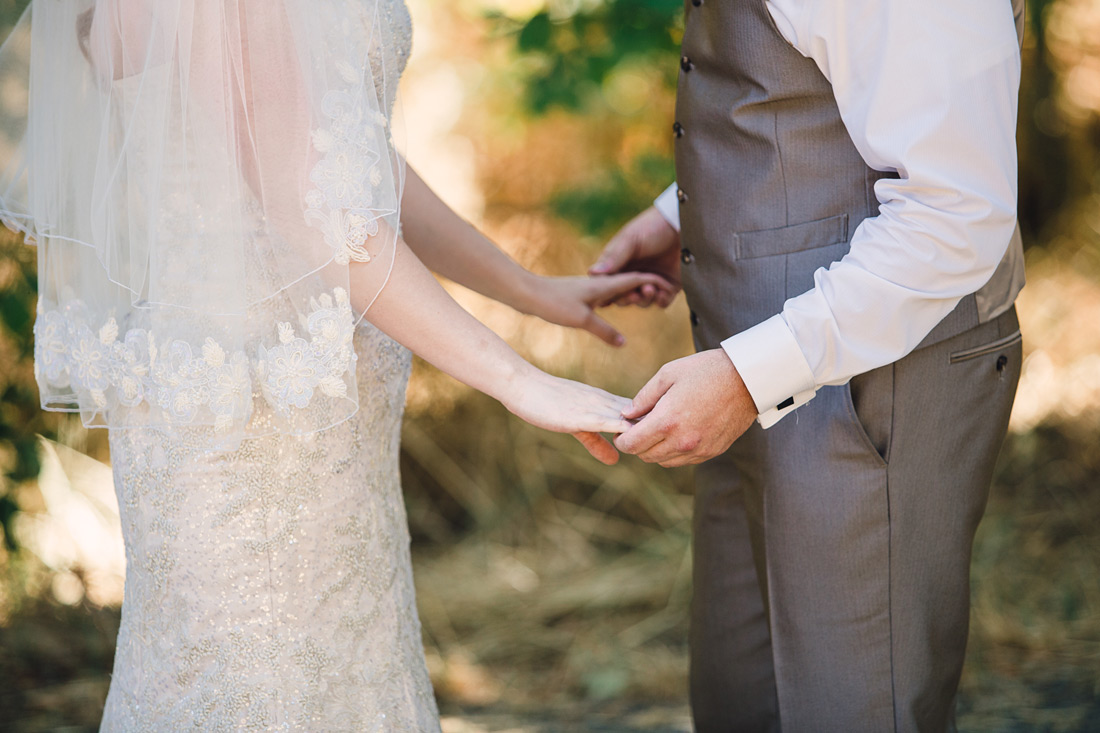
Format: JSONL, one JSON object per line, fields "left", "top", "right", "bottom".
{"left": 572, "top": 431, "right": 620, "bottom": 465}
{"left": 619, "top": 408, "right": 702, "bottom": 466}
{"left": 636, "top": 439, "right": 694, "bottom": 467}
{"left": 598, "top": 272, "right": 672, "bottom": 299}
{"left": 614, "top": 421, "right": 665, "bottom": 457}
{"left": 595, "top": 273, "right": 671, "bottom": 309}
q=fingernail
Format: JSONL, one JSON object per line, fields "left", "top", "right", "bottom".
{"left": 614, "top": 334, "right": 625, "bottom": 346}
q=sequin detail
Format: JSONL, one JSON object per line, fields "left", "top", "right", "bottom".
{"left": 100, "top": 322, "right": 437, "bottom": 731}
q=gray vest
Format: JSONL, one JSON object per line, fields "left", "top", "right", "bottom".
{"left": 674, "top": 0, "right": 1025, "bottom": 355}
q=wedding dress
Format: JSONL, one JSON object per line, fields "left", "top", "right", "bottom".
{"left": 102, "top": 322, "right": 439, "bottom": 730}
{"left": 0, "top": 0, "right": 442, "bottom": 729}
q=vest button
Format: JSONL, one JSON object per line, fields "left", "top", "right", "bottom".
{"left": 672, "top": 121, "right": 684, "bottom": 138}
{"left": 691, "top": 0, "right": 703, "bottom": 6}
{"left": 680, "top": 55, "right": 695, "bottom": 72}
{"left": 681, "top": 248, "right": 695, "bottom": 265}
{"left": 677, "top": 188, "right": 688, "bottom": 204}
{"left": 690, "top": 310, "right": 700, "bottom": 326}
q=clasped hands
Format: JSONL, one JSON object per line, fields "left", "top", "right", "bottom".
{"left": 588, "top": 207, "right": 758, "bottom": 468}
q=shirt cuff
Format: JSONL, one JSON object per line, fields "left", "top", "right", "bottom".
{"left": 654, "top": 182, "right": 681, "bottom": 232}
{"left": 721, "top": 314, "right": 818, "bottom": 429}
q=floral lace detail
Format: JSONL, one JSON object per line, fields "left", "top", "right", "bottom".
{"left": 257, "top": 290, "right": 357, "bottom": 411}
{"left": 35, "top": 288, "right": 357, "bottom": 431}
{"left": 303, "top": 0, "right": 405, "bottom": 266}
{"left": 100, "top": 322, "right": 436, "bottom": 731}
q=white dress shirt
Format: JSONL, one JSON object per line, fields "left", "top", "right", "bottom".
{"left": 656, "top": 0, "right": 1022, "bottom": 427}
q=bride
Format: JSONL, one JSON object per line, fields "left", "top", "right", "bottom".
{"left": 0, "top": 0, "right": 668, "bottom": 729}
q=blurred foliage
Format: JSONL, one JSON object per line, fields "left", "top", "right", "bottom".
{"left": 0, "top": 232, "right": 56, "bottom": 552}
{"left": 0, "top": 0, "right": 32, "bottom": 555}
{"left": 1017, "top": 0, "right": 1100, "bottom": 265}
{"left": 0, "top": 0, "right": 25, "bottom": 27}
{"left": 490, "top": 0, "right": 682, "bottom": 115}
{"left": 487, "top": 0, "right": 682, "bottom": 238}
{"left": 551, "top": 152, "right": 675, "bottom": 236}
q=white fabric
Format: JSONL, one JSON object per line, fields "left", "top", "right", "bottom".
{"left": 0, "top": 0, "right": 408, "bottom": 442}
{"left": 660, "top": 0, "right": 1021, "bottom": 426}
{"left": 654, "top": 182, "right": 681, "bottom": 231}
{"left": 720, "top": 316, "right": 816, "bottom": 428}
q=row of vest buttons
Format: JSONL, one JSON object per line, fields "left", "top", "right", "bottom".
{"left": 673, "top": 122, "right": 693, "bottom": 266}
{"left": 681, "top": 0, "right": 702, "bottom": 327}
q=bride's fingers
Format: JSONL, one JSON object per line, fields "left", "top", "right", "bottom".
{"left": 582, "top": 311, "right": 625, "bottom": 346}
{"left": 572, "top": 431, "right": 620, "bottom": 465}
{"left": 582, "top": 387, "right": 633, "bottom": 414}
{"left": 584, "top": 412, "right": 634, "bottom": 434}
{"left": 575, "top": 396, "right": 633, "bottom": 433}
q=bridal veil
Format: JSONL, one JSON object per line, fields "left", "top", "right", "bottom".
{"left": 0, "top": 0, "right": 406, "bottom": 443}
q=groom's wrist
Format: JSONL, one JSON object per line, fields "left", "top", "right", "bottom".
{"left": 721, "top": 314, "right": 818, "bottom": 428}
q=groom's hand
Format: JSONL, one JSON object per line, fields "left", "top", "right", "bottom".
{"left": 590, "top": 206, "right": 682, "bottom": 308}
{"left": 615, "top": 349, "right": 757, "bottom": 467}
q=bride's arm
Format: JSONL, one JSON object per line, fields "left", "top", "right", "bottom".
{"left": 400, "top": 166, "right": 675, "bottom": 346}
{"left": 352, "top": 239, "right": 631, "bottom": 464}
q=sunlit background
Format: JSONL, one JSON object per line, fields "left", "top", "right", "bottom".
{"left": 1, "top": 0, "right": 1098, "bottom": 730}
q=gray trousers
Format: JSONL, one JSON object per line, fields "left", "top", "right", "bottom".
{"left": 689, "top": 308, "right": 1022, "bottom": 733}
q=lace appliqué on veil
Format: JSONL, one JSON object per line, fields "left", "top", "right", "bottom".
{"left": 35, "top": 288, "right": 357, "bottom": 432}
{"left": 303, "top": 0, "right": 400, "bottom": 266}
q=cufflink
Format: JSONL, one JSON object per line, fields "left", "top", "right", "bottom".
{"left": 776, "top": 396, "right": 795, "bottom": 410}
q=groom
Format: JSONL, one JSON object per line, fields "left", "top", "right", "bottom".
{"left": 593, "top": 0, "right": 1026, "bottom": 730}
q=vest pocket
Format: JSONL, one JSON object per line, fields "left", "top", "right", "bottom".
{"left": 734, "top": 213, "right": 849, "bottom": 259}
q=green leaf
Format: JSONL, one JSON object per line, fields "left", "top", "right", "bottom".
{"left": 517, "top": 12, "right": 552, "bottom": 52}
{"left": 7, "top": 435, "right": 40, "bottom": 483}
{"left": 0, "top": 289, "right": 32, "bottom": 337}
{"left": 0, "top": 494, "right": 17, "bottom": 551}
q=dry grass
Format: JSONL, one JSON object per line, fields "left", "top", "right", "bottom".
{"left": 0, "top": 404, "right": 1097, "bottom": 732}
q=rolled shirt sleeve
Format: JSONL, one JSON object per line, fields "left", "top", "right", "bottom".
{"left": 712, "top": 0, "right": 1022, "bottom": 427}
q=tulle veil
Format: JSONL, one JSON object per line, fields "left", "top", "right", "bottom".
{"left": 0, "top": 0, "right": 407, "bottom": 444}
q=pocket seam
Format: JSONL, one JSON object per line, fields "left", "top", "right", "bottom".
{"left": 841, "top": 381, "right": 889, "bottom": 470}
{"left": 948, "top": 330, "right": 1022, "bottom": 364}
{"left": 734, "top": 213, "right": 849, "bottom": 260}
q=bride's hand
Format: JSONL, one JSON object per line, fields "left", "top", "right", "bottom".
{"left": 520, "top": 272, "right": 677, "bottom": 347}
{"left": 500, "top": 368, "right": 633, "bottom": 465}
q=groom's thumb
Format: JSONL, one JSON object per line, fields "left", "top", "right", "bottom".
{"left": 622, "top": 367, "right": 673, "bottom": 420}
{"left": 589, "top": 234, "right": 632, "bottom": 275}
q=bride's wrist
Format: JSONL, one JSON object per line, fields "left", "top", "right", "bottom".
{"left": 495, "top": 357, "right": 544, "bottom": 413}
{"left": 506, "top": 269, "right": 545, "bottom": 318}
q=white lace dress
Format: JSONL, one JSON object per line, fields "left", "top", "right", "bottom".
{"left": 98, "top": 2, "right": 441, "bottom": 730}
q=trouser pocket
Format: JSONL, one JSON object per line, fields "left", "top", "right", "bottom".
{"left": 948, "top": 329, "right": 1022, "bottom": 364}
